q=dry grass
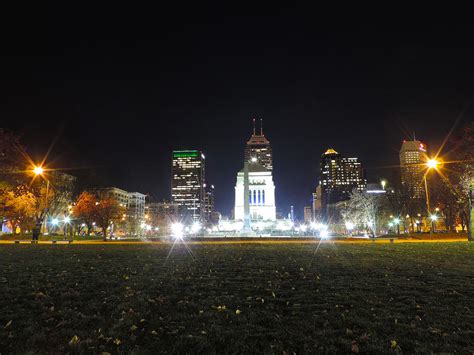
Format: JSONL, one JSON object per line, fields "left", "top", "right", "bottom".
{"left": 1, "top": 242, "right": 473, "bottom": 353}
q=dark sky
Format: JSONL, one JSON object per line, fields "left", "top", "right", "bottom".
{"left": 1, "top": 6, "right": 473, "bottom": 217}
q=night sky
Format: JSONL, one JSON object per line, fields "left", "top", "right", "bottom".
{"left": 1, "top": 7, "right": 473, "bottom": 217}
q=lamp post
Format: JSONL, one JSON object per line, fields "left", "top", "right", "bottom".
{"left": 33, "top": 165, "right": 49, "bottom": 234}
{"left": 469, "top": 182, "right": 473, "bottom": 241}
{"left": 425, "top": 159, "right": 439, "bottom": 237}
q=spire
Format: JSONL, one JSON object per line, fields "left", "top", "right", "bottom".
{"left": 252, "top": 118, "right": 256, "bottom": 136}
{"left": 260, "top": 118, "right": 263, "bottom": 136}
{"left": 413, "top": 131, "right": 416, "bottom": 141}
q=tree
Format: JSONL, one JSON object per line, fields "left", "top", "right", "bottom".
{"left": 445, "top": 122, "right": 474, "bottom": 238}
{"left": 72, "top": 192, "right": 97, "bottom": 236}
{"left": 0, "top": 129, "right": 27, "bottom": 186}
{"left": 94, "top": 198, "right": 124, "bottom": 240}
{"left": 341, "top": 189, "right": 384, "bottom": 236}
{"left": 0, "top": 185, "right": 37, "bottom": 234}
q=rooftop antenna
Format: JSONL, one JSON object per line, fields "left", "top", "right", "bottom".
{"left": 260, "top": 118, "right": 263, "bottom": 135}
{"left": 413, "top": 131, "right": 416, "bottom": 141}
{"left": 252, "top": 117, "right": 256, "bottom": 136}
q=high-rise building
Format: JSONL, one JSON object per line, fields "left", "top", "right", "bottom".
{"left": 171, "top": 150, "right": 205, "bottom": 220}
{"left": 303, "top": 206, "right": 312, "bottom": 223}
{"left": 203, "top": 183, "right": 215, "bottom": 223}
{"left": 320, "top": 148, "right": 366, "bottom": 213}
{"left": 399, "top": 140, "right": 427, "bottom": 199}
{"left": 244, "top": 118, "right": 273, "bottom": 170}
{"left": 312, "top": 185, "right": 322, "bottom": 219}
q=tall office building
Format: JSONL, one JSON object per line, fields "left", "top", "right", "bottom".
{"left": 171, "top": 150, "right": 205, "bottom": 220}
{"left": 320, "top": 148, "right": 366, "bottom": 213}
{"left": 203, "top": 183, "right": 215, "bottom": 222}
{"left": 399, "top": 140, "right": 427, "bottom": 199}
{"left": 244, "top": 118, "right": 273, "bottom": 170}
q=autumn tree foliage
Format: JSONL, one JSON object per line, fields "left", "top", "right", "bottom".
{"left": 72, "top": 192, "right": 97, "bottom": 236}
{"left": 94, "top": 198, "right": 124, "bottom": 240}
{"left": 73, "top": 192, "right": 124, "bottom": 239}
{"left": 0, "top": 185, "right": 37, "bottom": 234}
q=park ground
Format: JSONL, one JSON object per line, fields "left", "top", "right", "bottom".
{"left": 0, "top": 242, "right": 473, "bottom": 353}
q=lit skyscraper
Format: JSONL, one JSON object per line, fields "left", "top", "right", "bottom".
{"left": 244, "top": 118, "right": 273, "bottom": 170}
{"left": 320, "top": 148, "right": 366, "bottom": 213}
{"left": 399, "top": 140, "right": 427, "bottom": 199}
{"left": 171, "top": 150, "right": 205, "bottom": 220}
{"left": 203, "top": 183, "right": 215, "bottom": 223}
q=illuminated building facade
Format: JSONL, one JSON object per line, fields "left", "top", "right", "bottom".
{"left": 128, "top": 192, "right": 146, "bottom": 220}
{"left": 94, "top": 187, "right": 146, "bottom": 220}
{"left": 234, "top": 161, "right": 276, "bottom": 221}
{"left": 244, "top": 118, "right": 273, "bottom": 170}
{"left": 399, "top": 140, "right": 427, "bottom": 199}
{"left": 203, "top": 183, "right": 215, "bottom": 222}
{"left": 320, "top": 148, "right": 366, "bottom": 214}
{"left": 145, "top": 200, "right": 179, "bottom": 232}
{"left": 171, "top": 150, "right": 205, "bottom": 220}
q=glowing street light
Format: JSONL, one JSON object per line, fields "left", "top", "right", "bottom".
{"left": 425, "top": 158, "right": 440, "bottom": 237}
{"left": 51, "top": 218, "right": 59, "bottom": 226}
{"left": 171, "top": 222, "right": 184, "bottom": 239}
{"left": 381, "top": 180, "right": 387, "bottom": 190}
{"left": 64, "top": 216, "right": 71, "bottom": 224}
{"left": 33, "top": 166, "right": 44, "bottom": 175}
{"left": 426, "top": 159, "right": 439, "bottom": 170}
{"left": 191, "top": 221, "right": 201, "bottom": 234}
{"left": 320, "top": 229, "right": 329, "bottom": 239}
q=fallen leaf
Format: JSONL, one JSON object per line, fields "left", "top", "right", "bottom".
{"left": 235, "top": 309, "right": 241, "bottom": 315}
{"left": 69, "top": 335, "right": 80, "bottom": 345}
{"left": 391, "top": 340, "right": 397, "bottom": 348}
{"left": 351, "top": 340, "right": 359, "bottom": 353}
{"left": 4, "top": 320, "right": 12, "bottom": 329}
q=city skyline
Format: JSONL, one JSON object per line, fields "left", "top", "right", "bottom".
{"left": 0, "top": 122, "right": 453, "bottom": 219}
{"left": 3, "top": 13, "right": 473, "bottom": 217}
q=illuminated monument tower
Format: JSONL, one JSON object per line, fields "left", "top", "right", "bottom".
{"left": 244, "top": 118, "right": 273, "bottom": 170}
{"left": 235, "top": 120, "right": 276, "bottom": 223}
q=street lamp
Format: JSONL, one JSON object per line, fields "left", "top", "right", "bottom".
{"left": 381, "top": 180, "right": 387, "bottom": 190}
{"left": 425, "top": 158, "right": 440, "bottom": 237}
{"left": 32, "top": 165, "right": 50, "bottom": 234}
{"left": 33, "top": 166, "right": 44, "bottom": 175}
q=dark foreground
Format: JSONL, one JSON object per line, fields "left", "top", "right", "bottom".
{"left": 0, "top": 242, "right": 473, "bottom": 354}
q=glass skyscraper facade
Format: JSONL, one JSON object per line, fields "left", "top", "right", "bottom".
{"left": 320, "top": 148, "right": 366, "bottom": 213}
{"left": 171, "top": 150, "right": 205, "bottom": 220}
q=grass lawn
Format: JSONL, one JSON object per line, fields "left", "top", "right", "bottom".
{"left": 0, "top": 242, "right": 473, "bottom": 353}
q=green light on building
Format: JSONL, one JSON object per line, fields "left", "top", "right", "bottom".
{"left": 173, "top": 151, "right": 199, "bottom": 158}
